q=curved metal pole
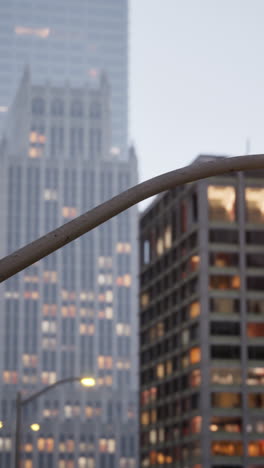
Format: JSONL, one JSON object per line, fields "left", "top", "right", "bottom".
{"left": 1, "top": 154, "right": 264, "bottom": 283}
{"left": 14, "top": 376, "right": 91, "bottom": 468}
{"left": 21, "top": 376, "right": 81, "bottom": 406}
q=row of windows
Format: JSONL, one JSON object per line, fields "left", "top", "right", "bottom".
{"left": 141, "top": 368, "right": 264, "bottom": 407}
{"left": 32, "top": 97, "right": 101, "bottom": 118}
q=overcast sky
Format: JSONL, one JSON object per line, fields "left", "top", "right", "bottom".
{"left": 130, "top": 0, "right": 264, "bottom": 186}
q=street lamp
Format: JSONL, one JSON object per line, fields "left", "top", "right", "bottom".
{"left": 14, "top": 376, "right": 95, "bottom": 468}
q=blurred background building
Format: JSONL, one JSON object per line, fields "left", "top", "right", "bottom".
{"left": 0, "top": 0, "right": 128, "bottom": 159}
{"left": 0, "top": 69, "right": 138, "bottom": 466}
{"left": 139, "top": 155, "right": 264, "bottom": 468}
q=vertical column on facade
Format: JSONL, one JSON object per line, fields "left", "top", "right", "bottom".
{"left": 237, "top": 171, "right": 249, "bottom": 466}
{"left": 197, "top": 180, "right": 211, "bottom": 468}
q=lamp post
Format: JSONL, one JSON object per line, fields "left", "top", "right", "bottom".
{"left": 14, "top": 376, "right": 95, "bottom": 468}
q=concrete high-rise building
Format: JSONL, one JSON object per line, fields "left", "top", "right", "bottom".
{"left": 0, "top": 70, "right": 138, "bottom": 467}
{"left": 0, "top": 0, "right": 128, "bottom": 158}
{"left": 139, "top": 155, "right": 264, "bottom": 468}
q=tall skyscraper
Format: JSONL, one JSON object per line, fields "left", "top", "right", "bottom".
{"left": 139, "top": 155, "right": 264, "bottom": 468}
{"left": 0, "top": 0, "right": 128, "bottom": 158}
{"left": 0, "top": 70, "right": 138, "bottom": 467}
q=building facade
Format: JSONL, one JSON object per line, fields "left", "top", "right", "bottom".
{"left": 139, "top": 155, "right": 264, "bottom": 468}
{"left": 0, "top": 71, "right": 138, "bottom": 468}
{"left": 0, "top": 0, "right": 128, "bottom": 158}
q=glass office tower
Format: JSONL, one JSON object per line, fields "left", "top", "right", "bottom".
{"left": 0, "top": 71, "right": 138, "bottom": 468}
{"left": 139, "top": 155, "right": 264, "bottom": 468}
{"left": 0, "top": 0, "right": 128, "bottom": 158}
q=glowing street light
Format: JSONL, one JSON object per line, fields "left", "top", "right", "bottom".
{"left": 80, "top": 377, "right": 96, "bottom": 387}
{"left": 30, "top": 423, "right": 40, "bottom": 432}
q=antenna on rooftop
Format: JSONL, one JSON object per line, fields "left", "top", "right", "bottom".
{"left": 245, "top": 138, "right": 251, "bottom": 155}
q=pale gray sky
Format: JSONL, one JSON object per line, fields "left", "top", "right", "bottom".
{"left": 130, "top": 0, "right": 264, "bottom": 184}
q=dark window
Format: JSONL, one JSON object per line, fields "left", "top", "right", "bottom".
{"left": 51, "top": 98, "right": 64, "bottom": 116}
{"left": 248, "top": 346, "right": 264, "bottom": 360}
{"left": 191, "top": 192, "right": 198, "bottom": 222}
{"left": 210, "top": 252, "right": 239, "bottom": 267}
{"left": 32, "top": 97, "right": 45, "bottom": 115}
{"left": 210, "top": 322, "right": 240, "bottom": 336}
{"left": 71, "top": 100, "right": 83, "bottom": 117}
{"left": 90, "top": 101, "right": 101, "bottom": 119}
{"left": 209, "top": 229, "right": 238, "bottom": 244}
{"left": 247, "top": 276, "right": 264, "bottom": 291}
{"left": 211, "top": 345, "right": 240, "bottom": 359}
{"left": 247, "top": 253, "right": 264, "bottom": 268}
{"left": 246, "top": 230, "right": 264, "bottom": 245}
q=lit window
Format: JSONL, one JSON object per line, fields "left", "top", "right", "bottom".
{"left": 24, "top": 275, "right": 39, "bottom": 283}
{"left": 156, "top": 363, "right": 165, "bottom": 379}
{"left": 41, "top": 372, "right": 57, "bottom": 385}
{"left": 43, "top": 271, "right": 57, "bottom": 283}
{"left": 247, "top": 368, "right": 264, "bottom": 385}
{"left": 24, "top": 291, "right": 40, "bottom": 299}
{"left": 156, "top": 322, "right": 164, "bottom": 338}
{"left": 24, "top": 443, "right": 33, "bottom": 452}
{"left": 28, "top": 148, "right": 42, "bottom": 158}
{"left": 116, "top": 274, "right": 132, "bottom": 287}
{"left": 191, "top": 416, "right": 202, "bottom": 433}
{"left": 0, "top": 106, "right": 8, "bottom": 113}
{"left": 208, "top": 185, "right": 236, "bottom": 222}
{"left": 211, "top": 368, "right": 241, "bottom": 385}
{"left": 42, "top": 304, "right": 57, "bottom": 316}
{"left": 181, "top": 354, "right": 189, "bottom": 369}
{"left": 22, "top": 354, "right": 38, "bottom": 367}
{"left": 15, "top": 26, "right": 50, "bottom": 38}
{"left": 62, "top": 207, "right": 77, "bottom": 219}
{"left": 116, "top": 323, "right": 131, "bottom": 336}
{"left": 211, "top": 441, "right": 243, "bottom": 456}
{"left": 189, "top": 347, "right": 201, "bottom": 364}
{"left": 190, "top": 369, "right": 201, "bottom": 387}
{"left": 80, "top": 324, "right": 94, "bottom": 335}
{"left": 116, "top": 242, "right": 131, "bottom": 253}
{"left": 245, "top": 188, "right": 264, "bottom": 224}
{"left": 3, "top": 371, "right": 18, "bottom": 384}
{"left": 212, "top": 392, "right": 241, "bottom": 408}
{"left": 29, "top": 131, "right": 45, "bottom": 144}
{"left": 248, "top": 393, "right": 264, "bottom": 409}
{"left": 85, "top": 406, "right": 93, "bottom": 418}
{"left": 210, "top": 275, "right": 240, "bottom": 290}
{"left": 149, "top": 430, "right": 157, "bottom": 445}
{"left": 98, "top": 356, "right": 112, "bottom": 369}
{"left": 41, "top": 320, "right": 56, "bottom": 334}
{"left": 42, "top": 338, "right": 56, "bottom": 349}
{"left": 210, "top": 417, "right": 241, "bottom": 433}
{"left": 141, "top": 293, "right": 149, "bottom": 308}
{"left": 164, "top": 226, "right": 172, "bottom": 249}
{"left": 105, "top": 307, "right": 113, "bottom": 319}
{"left": 181, "top": 329, "right": 190, "bottom": 345}
{"left": 4, "top": 291, "right": 20, "bottom": 299}
{"left": 247, "top": 323, "right": 264, "bottom": 338}
{"left": 37, "top": 438, "right": 45, "bottom": 451}
{"left": 166, "top": 360, "right": 173, "bottom": 376}
{"left": 189, "top": 302, "right": 200, "bottom": 318}
{"left": 156, "top": 238, "right": 164, "bottom": 256}
{"left": 108, "top": 439, "right": 116, "bottom": 453}
{"left": 105, "top": 290, "right": 113, "bottom": 303}
{"left": 141, "top": 411, "right": 149, "bottom": 426}
{"left": 61, "top": 306, "right": 76, "bottom": 317}
{"left": 248, "top": 441, "right": 264, "bottom": 457}
{"left": 44, "top": 189, "right": 57, "bottom": 201}
{"left": 190, "top": 255, "right": 200, "bottom": 272}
